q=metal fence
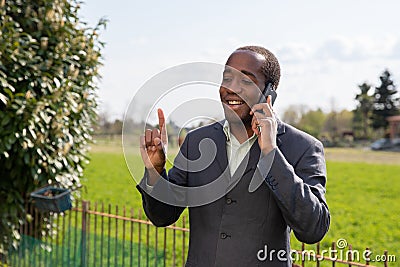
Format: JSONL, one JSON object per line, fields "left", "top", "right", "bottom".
{"left": 1, "top": 200, "right": 393, "bottom": 267}
{"left": 3, "top": 200, "right": 188, "bottom": 267}
{"left": 293, "top": 243, "right": 392, "bottom": 267}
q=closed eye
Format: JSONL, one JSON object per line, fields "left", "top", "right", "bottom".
{"left": 222, "top": 76, "right": 232, "bottom": 83}
{"left": 241, "top": 79, "right": 253, "bottom": 85}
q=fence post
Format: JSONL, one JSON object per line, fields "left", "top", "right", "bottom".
{"left": 365, "top": 247, "right": 370, "bottom": 266}
{"left": 331, "top": 242, "right": 336, "bottom": 267}
{"left": 348, "top": 244, "right": 352, "bottom": 267}
{"left": 81, "top": 201, "right": 88, "bottom": 267}
{"left": 383, "top": 250, "right": 388, "bottom": 267}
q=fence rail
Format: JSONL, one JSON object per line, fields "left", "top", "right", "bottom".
{"left": 1, "top": 200, "right": 393, "bottom": 267}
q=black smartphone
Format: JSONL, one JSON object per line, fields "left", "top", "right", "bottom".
{"left": 255, "top": 83, "right": 277, "bottom": 133}
{"left": 258, "top": 83, "right": 277, "bottom": 105}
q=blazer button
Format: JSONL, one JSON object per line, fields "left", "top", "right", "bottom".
{"left": 220, "top": 233, "right": 227, "bottom": 239}
{"left": 226, "top": 198, "right": 232, "bottom": 204}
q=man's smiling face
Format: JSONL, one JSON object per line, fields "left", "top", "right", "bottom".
{"left": 220, "top": 50, "right": 267, "bottom": 127}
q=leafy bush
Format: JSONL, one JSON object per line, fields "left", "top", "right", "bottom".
{"left": 0, "top": 0, "right": 105, "bottom": 253}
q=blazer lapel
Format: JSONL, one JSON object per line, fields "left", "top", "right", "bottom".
{"left": 212, "top": 118, "right": 286, "bottom": 189}
{"left": 212, "top": 121, "right": 230, "bottom": 176}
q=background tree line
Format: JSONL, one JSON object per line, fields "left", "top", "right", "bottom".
{"left": 97, "top": 69, "right": 399, "bottom": 147}
{"left": 280, "top": 69, "right": 399, "bottom": 145}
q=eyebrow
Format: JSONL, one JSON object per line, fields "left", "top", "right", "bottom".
{"left": 240, "top": 70, "right": 257, "bottom": 79}
{"left": 223, "top": 69, "right": 257, "bottom": 79}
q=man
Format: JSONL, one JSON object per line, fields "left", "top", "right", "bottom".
{"left": 137, "top": 46, "right": 330, "bottom": 266}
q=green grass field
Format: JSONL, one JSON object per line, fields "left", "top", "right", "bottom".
{"left": 82, "top": 139, "right": 400, "bottom": 265}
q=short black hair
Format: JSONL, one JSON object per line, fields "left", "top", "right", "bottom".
{"left": 235, "top": 45, "right": 281, "bottom": 90}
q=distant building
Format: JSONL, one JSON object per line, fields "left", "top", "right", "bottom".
{"left": 387, "top": 115, "right": 400, "bottom": 139}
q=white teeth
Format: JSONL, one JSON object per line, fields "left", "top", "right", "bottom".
{"left": 228, "top": 100, "right": 243, "bottom": 105}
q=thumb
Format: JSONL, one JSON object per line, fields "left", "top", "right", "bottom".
{"left": 153, "top": 137, "right": 165, "bottom": 153}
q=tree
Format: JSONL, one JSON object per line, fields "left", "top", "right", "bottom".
{"left": 0, "top": 0, "right": 105, "bottom": 253}
{"left": 296, "top": 108, "right": 326, "bottom": 138}
{"left": 336, "top": 110, "right": 353, "bottom": 133}
{"left": 324, "top": 109, "right": 353, "bottom": 140}
{"left": 282, "top": 104, "right": 308, "bottom": 126}
{"left": 353, "top": 83, "right": 373, "bottom": 139}
{"left": 371, "top": 70, "right": 400, "bottom": 130}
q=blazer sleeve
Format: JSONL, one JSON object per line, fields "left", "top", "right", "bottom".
{"left": 136, "top": 134, "right": 190, "bottom": 227}
{"left": 136, "top": 172, "right": 185, "bottom": 227}
{"left": 265, "top": 140, "right": 330, "bottom": 244}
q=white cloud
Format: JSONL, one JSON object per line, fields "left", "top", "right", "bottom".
{"left": 274, "top": 35, "right": 400, "bottom": 113}
{"left": 277, "top": 35, "right": 400, "bottom": 64}
{"left": 276, "top": 43, "right": 312, "bottom": 63}
{"left": 315, "top": 36, "right": 354, "bottom": 60}
{"left": 315, "top": 35, "right": 399, "bottom": 61}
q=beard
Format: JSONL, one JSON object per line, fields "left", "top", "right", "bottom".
{"left": 222, "top": 104, "right": 252, "bottom": 128}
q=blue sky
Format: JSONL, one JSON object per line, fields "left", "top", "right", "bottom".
{"left": 79, "top": 0, "right": 400, "bottom": 121}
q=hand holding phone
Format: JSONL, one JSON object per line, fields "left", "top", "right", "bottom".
{"left": 254, "top": 83, "right": 277, "bottom": 132}
{"left": 249, "top": 84, "right": 278, "bottom": 191}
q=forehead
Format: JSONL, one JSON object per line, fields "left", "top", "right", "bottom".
{"left": 225, "top": 50, "right": 265, "bottom": 77}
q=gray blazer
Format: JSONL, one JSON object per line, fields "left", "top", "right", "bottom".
{"left": 137, "top": 120, "right": 330, "bottom": 267}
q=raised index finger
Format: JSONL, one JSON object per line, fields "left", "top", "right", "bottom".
{"left": 157, "top": 108, "right": 168, "bottom": 144}
{"left": 157, "top": 108, "right": 165, "bottom": 131}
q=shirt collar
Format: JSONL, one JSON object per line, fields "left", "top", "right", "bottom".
{"left": 223, "top": 120, "right": 257, "bottom": 143}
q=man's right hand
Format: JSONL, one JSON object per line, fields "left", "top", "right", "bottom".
{"left": 140, "top": 108, "right": 168, "bottom": 184}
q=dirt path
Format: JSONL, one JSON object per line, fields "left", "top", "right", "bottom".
{"left": 325, "top": 147, "right": 400, "bottom": 165}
